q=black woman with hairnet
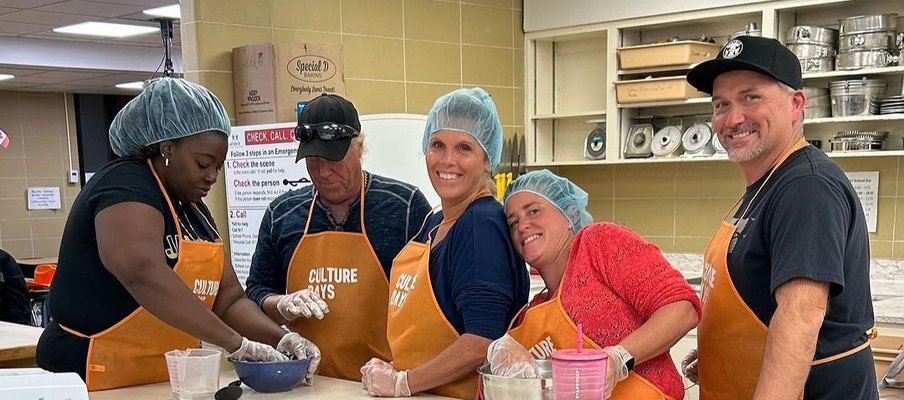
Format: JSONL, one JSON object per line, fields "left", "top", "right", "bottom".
{"left": 35, "top": 78, "right": 320, "bottom": 391}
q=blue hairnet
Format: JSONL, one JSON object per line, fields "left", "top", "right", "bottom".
{"left": 503, "top": 169, "right": 593, "bottom": 233}
{"left": 422, "top": 87, "right": 503, "bottom": 170}
{"left": 109, "top": 78, "right": 231, "bottom": 157}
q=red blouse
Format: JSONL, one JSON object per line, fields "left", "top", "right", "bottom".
{"left": 520, "top": 222, "right": 702, "bottom": 400}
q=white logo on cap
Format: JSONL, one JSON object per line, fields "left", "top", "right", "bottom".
{"left": 723, "top": 40, "right": 743, "bottom": 59}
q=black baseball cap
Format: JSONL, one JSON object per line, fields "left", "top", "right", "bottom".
{"left": 687, "top": 35, "right": 802, "bottom": 95}
{"left": 295, "top": 94, "right": 362, "bottom": 162}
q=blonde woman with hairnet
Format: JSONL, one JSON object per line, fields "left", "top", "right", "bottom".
{"left": 360, "top": 88, "right": 530, "bottom": 399}
{"left": 488, "top": 170, "right": 700, "bottom": 400}
{"left": 35, "top": 78, "right": 320, "bottom": 391}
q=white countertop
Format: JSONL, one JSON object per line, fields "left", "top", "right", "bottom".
{"left": 89, "top": 370, "right": 452, "bottom": 400}
{"left": 0, "top": 322, "right": 42, "bottom": 365}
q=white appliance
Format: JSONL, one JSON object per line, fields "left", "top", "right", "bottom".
{"left": 0, "top": 369, "right": 88, "bottom": 400}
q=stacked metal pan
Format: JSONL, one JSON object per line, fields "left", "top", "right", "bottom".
{"left": 837, "top": 14, "right": 899, "bottom": 70}
{"left": 804, "top": 87, "right": 830, "bottom": 118}
{"left": 829, "top": 78, "right": 887, "bottom": 117}
{"left": 830, "top": 130, "right": 888, "bottom": 152}
{"left": 786, "top": 25, "right": 838, "bottom": 73}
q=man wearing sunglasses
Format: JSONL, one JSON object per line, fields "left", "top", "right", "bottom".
{"left": 246, "top": 94, "right": 432, "bottom": 382}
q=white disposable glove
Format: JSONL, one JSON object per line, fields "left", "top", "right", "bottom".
{"left": 276, "top": 289, "right": 329, "bottom": 321}
{"left": 681, "top": 348, "right": 699, "bottom": 384}
{"left": 229, "top": 337, "right": 289, "bottom": 362}
{"left": 277, "top": 332, "right": 322, "bottom": 385}
{"left": 486, "top": 334, "right": 539, "bottom": 378}
{"left": 603, "top": 345, "right": 632, "bottom": 399}
{"left": 360, "top": 358, "right": 411, "bottom": 397}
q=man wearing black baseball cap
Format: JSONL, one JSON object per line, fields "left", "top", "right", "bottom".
{"left": 683, "top": 36, "right": 877, "bottom": 400}
{"left": 246, "top": 93, "right": 432, "bottom": 381}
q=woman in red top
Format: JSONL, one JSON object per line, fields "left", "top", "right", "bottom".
{"left": 489, "top": 169, "right": 701, "bottom": 400}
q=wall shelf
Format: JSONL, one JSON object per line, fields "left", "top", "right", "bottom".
{"left": 526, "top": 0, "right": 904, "bottom": 166}
{"left": 804, "top": 114, "right": 904, "bottom": 125}
{"left": 618, "top": 97, "right": 712, "bottom": 109}
{"left": 803, "top": 66, "right": 904, "bottom": 80}
{"left": 530, "top": 110, "right": 607, "bottom": 119}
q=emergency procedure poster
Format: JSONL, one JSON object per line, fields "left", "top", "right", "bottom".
{"left": 225, "top": 114, "right": 436, "bottom": 287}
{"left": 225, "top": 123, "right": 309, "bottom": 287}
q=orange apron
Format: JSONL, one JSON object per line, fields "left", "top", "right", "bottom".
{"left": 387, "top": 216, "right": 478, "bottom": 399}
{"left": 508, "top": 274, "right": 673, "bottom": 400}
{"left": 285, "top": 180, "right": 391, "bottom": 381}
{"left": 698, "top": 138, "right": 874, "bottom": 399}
{"left": 60, "top": 160, "right": 224, "bottom": 391}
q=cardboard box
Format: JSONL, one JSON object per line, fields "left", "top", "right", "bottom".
{"left": 615, "top": 76, "right": 707, "bottom": 103}
{"left": 233, "top": 42, "right": 346, "bottom": 126}
{"left": 618, "top": 41, "right": 721, "bottom": 70}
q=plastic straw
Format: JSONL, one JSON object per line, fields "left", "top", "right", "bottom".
{"left": 577, "top": 323, "right": 583, "bottom": 353}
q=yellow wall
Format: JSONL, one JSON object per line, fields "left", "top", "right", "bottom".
{"left": 179, "top": 0, "right": 524, "bottom": 251}
{"left": 555, "top": 156, "right": 904, "bottom": 259}
{"left": 0, "top": 91, "right": 80, "bottom": 259}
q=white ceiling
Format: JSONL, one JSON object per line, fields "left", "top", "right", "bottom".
{"left": 0, "top": 0, "right": 182, "bottom": 94}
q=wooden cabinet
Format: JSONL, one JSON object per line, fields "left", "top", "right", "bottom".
{"left": 524, "top": 0, "right": 904, "bottom": 166}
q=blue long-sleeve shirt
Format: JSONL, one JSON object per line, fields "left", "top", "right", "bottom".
{"left": 245, "top": 171, "right": 432, "bottom": 307}
{"left": 417, "top": 196, "right": 529, "bottom": 340}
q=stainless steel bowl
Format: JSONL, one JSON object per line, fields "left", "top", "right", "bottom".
{"left": 804, "top": 106, "right": 831, "bottom": 119}
{"left": 839, "top": 14, "right": 898, "bottom": 35}
{"left": 807, "top": 95, "right": 831, "bottom": 108}
{"left": 831, "top": 94, "right": 874, "bottom": 117}
{"left": 478, "top": 360, "right": 554, "bottom": 400}
{"left": 786, "top": 25, "right": 839, "bottom": 46}
{"left": 804, "top": 87, "right": 829, "bottom": 98}
{"left": 799, "top": 57, "right": 834, "bottom": 73}
{"left": 836, "top": 50, "right": 898, "bottom": 70}
{"left": 786, "top": 43, "right": 835, "bottom": 58}
{"left": 839, "top": 31, "right": 897, "bottom": 52}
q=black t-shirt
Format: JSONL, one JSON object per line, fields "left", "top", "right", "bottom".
{"left": 36, "top": 157, "right": 219, "bottom": 379}
{"left": 727, "top": 146, "right": 877, "bottom": 399}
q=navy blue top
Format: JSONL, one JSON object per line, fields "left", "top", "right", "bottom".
{"left": 416, "top": 196, "right": 529, "bottom": 340}
{"left": 246, "top": 171, "right": 431, "bottom": 307}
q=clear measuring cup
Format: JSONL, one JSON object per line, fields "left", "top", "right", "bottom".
{"left": 164, "top": 348, "right": 221, "bottom": 400}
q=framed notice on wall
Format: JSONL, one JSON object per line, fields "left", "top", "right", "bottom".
{"left": 845, "top": 171, "right": 879, "bottom": 233}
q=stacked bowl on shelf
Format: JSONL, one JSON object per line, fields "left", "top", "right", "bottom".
{"left": 803, "top": 87, "right": 831, "bottom": 118}
{"left": 829, "top": 78, "right": 887, "bottom": 117}
{"left": 785, "top": 25, "right": 839, "bottom": 73}
{"left": 837, "top": 14, "right": 899, "bottom": 70}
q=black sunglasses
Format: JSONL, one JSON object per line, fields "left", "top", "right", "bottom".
{"left": 293, "top": 122, "right": 359, "bottom": 142}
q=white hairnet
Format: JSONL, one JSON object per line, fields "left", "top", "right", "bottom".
{"left": 422, "top": 87, "right": 503, "bottom": 170}
{"left": 109, "top": 78, "right": 231, "bottom": 157}
{"left": 503, "top": 169, "right": 593, "bottom": 233}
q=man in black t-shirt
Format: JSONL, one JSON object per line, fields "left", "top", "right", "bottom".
{"left": 682, "top": 36, "right": 878, "bottom": 399}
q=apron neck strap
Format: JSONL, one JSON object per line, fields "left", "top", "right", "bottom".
{"left": 303, "top": 173, "right": 368, "bottom": 236}
{"left": 731, "top": 137, "right": 808, "bottom": 221}
{"left": 146, "top": 159, "right": 184, "bottom": 240}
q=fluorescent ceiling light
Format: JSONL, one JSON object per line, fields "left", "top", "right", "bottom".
{"left": 143, "top": 4, "right": 181, "bottom": 19}
{"left": 115, "top": 81, "right": 145, "bottom": 90}
{"left": 0, "top": 74, "right": 13, "bottom": 82}
{"left": 54, "top": 22, "right": 158, "bottom": 38}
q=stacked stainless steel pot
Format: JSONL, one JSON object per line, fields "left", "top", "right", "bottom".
{"left": 803, "top": 87, "right": 831, "bottom": 118}
{"left": 837, "top": 14, "right": 899, "bottom": 70}
{"left": 829, "top": 78, "right": 887, "bottom": 117}
{"left": 786, "top": 25, "right": 838, "bottom": 73}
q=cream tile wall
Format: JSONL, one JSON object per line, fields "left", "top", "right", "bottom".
{"left": 557, "top": 156, "right": 904, "bottom": 259}
{"left": 180, "top": 0, "right": 525, "bottom": 253}
{"left": 0, "top": 91, "right": 80, "bottom": 259}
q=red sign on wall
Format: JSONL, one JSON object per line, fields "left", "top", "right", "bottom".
{"left": 244, "top": 128, "right": 294, "bottom": 146}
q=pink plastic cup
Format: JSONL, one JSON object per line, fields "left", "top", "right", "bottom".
{"left": 551, "top": 348, "right": 608, "bottom": 400}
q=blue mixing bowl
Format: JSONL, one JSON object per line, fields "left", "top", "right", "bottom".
{"left": 229, "top": 357, "right": 310, "bottom": 393}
